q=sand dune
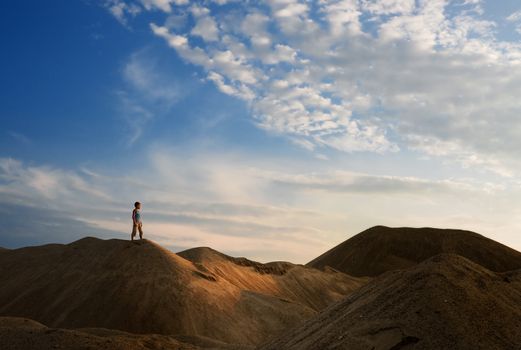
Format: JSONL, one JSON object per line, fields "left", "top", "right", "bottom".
{"left": 261, "top": 254, "right": 521, "bottom": 349}
{"left": 307, "top": 225, "right": 521, "bottom": 277}
{"left": 0, "top": 237, "right": 364, "bottom": 347}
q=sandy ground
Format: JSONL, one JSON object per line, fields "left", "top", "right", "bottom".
{"left": 3, "top": 227, "right": 521, "bottom": 349}
{"left": 260, "top": 254, "right": 521, "bottom": 349}
{"left": 0, "top": 238, "right": 365, "bottom": 347}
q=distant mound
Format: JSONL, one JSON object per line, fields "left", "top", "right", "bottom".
{"left": 261, "top": 254, "right": 521, "bottom": 350}
{"left": 307, "top": 226, "right": 521, "bottom": 277}
{"left": 0, "top": 237, "right": 365, "bottom": 347}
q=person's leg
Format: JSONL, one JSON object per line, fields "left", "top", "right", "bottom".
{"left": 131, "top": 224, "right": 137, "bottom": 241}
{"left": 138, "top": 223, "right": 143, "bottom": 240}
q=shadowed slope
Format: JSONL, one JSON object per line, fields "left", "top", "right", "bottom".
{"left": 261, "top": 254, "right": 521, "bottom": 350}
{"left": 307, "top": 226, "right": 521, "bottom": 277}
{"left": 0, "top": 317, "right": 198, "bottom": 350}
{"left": 0, "top": 238, "right": 365, "bottom": 347}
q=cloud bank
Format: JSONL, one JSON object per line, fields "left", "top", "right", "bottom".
{"left": 2, "top": 151, "right": 519, "bottom": 262}
{"left": 103, "top": 0, "right": 521, "bottom": 176}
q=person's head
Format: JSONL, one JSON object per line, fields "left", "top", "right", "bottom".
{"left": 134, "top": 201, "right": 141, "bottom": 209}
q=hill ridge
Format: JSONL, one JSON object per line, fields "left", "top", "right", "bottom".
{"left": 307, "top": 225, "right": 521, "bottom": 277}
{"left": 179, "top": 247, "right": 295, "bottom": 276}
{"left": 0, "top": 236, "right": 365, "bottom": 347}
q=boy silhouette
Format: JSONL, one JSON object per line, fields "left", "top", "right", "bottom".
{"left": 131, "top": 201, "right": 143, "bottom": 241}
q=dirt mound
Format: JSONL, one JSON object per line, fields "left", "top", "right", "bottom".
{"left": 0, "top": 238, "right": 364, "bottom": 347}
{"left": 179, "top": 247, "right": 367, "bottom": 311}
{"left": 0, "top": 316, "right": 199, "bottom": 350}
{"left": 179, "top": 247, "right": 294, "bottom": 275}
{"left": 261, "top": 254, "right": 521, "bottom": 350}
{"left": 307, "top": 225, "right": 521, "bottom": 277}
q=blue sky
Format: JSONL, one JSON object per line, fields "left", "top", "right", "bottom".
{"left": 2, "top": 0, "right": 521, "bottom": 262}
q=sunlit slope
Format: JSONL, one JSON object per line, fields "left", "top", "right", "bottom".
{"left": 178, "top": 246, "right": 367, "bottom": 311}
{"left": 0, "top": 237, "right": 364, "bottom": 346}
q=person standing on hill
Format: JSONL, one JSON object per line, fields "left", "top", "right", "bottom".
{"left": 131, "top": 201, "right": 143, "bottom": 241}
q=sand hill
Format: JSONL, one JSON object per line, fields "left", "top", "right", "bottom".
{"left": 260, "top": 254, "right": 521, "bottom": 349}
{"left": 307, "top": 225, "right": 521, "bottom": 277}
{"left": 0, "top": 238, "right": 365, "bottom": 348}
{"left": 3, "top": 228, "right": 521, "bottom": 349}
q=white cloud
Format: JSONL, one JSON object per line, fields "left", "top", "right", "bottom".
{"left": 113, "top": 1, "right": 521, "bottom": 177}
{"left": 150, "top": 23, "right": 211, "bottom": 66}
{"left": 104, "top": 0, "right": 142, "bottom": 27}
{"left": 0, "top": 158, "right": 111, "bottom": 202}
{"left": 272, "top": 1, "right": 308, "bottom": 18}
{"left": 207, "top": 71, "right": 243, "bottom": 97}
{"left": 3, "top": 151, "right": 521, "bottom": 261}
{"left": 406, "top": 135, "right": 514, "bottom": 178}
{"left": 507, "top": 11, "right": 521, "bottom": 35}
{"left": 506, "top": 10, "right": 521, "bottom": 23}
{"left": 191, "top": 15, "right": 219, "bottom": 41}
{"left": 321, "top": 0, "right": 363, "bottom": 36}
{"left": 361, "top": 0, "right": 416, "bottom": 15}
{"left": 139, "top": 0, "right": 188, "bottom": 13}
{"left": 0, "top": 154, "right": 336, "bottom": 262}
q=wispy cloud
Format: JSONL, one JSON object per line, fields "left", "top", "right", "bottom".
{"left": 8, "top": 131, "right": 31, "bottom": 145}
{"left": 506, "top": 10, "right": 521, "bottom": 22}
{"left": 506, "top": 9, "right": 521, "bottom": 35}
{"left": 104, "top": 0, "right": 141, "bottom": 27}
{"left": 2, "top": 151, "right": 520, "bottom": 262}
{"left": 253, "top": 169, "right": 497, "bottom": 195}
{"left": 115, "top": 48, "right": 191, "bottom": 145}
{"left": 123, "top": 49, "right": 184, "bottom": 105}
{"left": 0, "top": 154, "right": 335, "bottom": 261}
{"left": 0, "top": 202, "right": 120, "bottom": 248}
{"left": 139, "top": 0, "right": 189, "bottom": 13}
{"left": 115, "top": 90, "right": 154, "bottom": 145}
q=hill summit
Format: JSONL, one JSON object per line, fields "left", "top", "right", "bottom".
{"left": 307, "top": 225, "right": 521, "bottom": 277}
{"left": 0, "top": 237, "right": 365, "bottom": 347}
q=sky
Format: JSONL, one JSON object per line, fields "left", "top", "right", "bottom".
{"left": 2, "top": 0, "right": 521, "bottom": 263}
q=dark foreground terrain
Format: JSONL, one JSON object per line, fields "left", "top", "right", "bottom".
{"left": 261, "top": 254, "right": 521, "bottom": 349}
